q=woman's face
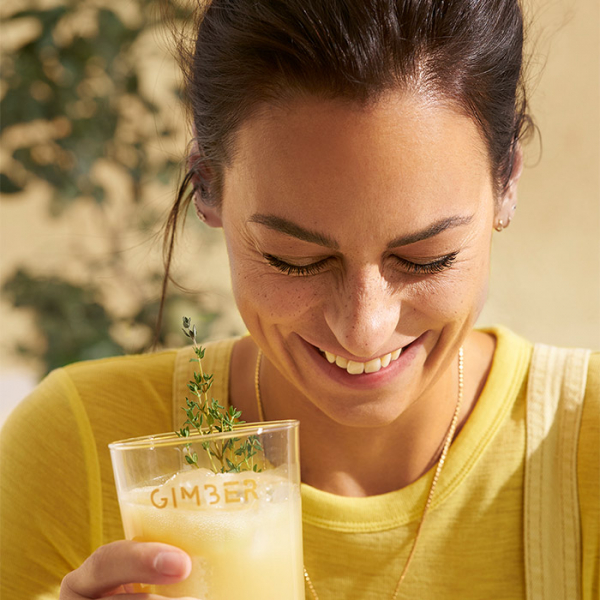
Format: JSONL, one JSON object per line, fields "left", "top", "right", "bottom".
{"left": 217, "top": 93, "right": 499, "bottom": 427}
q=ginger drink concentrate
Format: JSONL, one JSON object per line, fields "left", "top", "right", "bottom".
{"left": 110, "top": 421, "right": 304, "bottom": 599}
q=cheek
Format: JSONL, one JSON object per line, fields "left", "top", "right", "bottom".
{"left": 223, "top": 229, "right": 325, "bottom": 327}
{"left": 229, "top": 258, "right": 324, "bottom": 326}
{"left": 403, "top": 254, "right": 491, "bottom": 323}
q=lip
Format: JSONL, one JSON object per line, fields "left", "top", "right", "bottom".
{"left": 297, "top": 333, "right": 426, "bottom": 390}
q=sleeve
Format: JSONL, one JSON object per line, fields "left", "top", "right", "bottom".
{"left": 0, "top": 369, "right": 103, "bottom": 600}
{"left": 579, "top": 352, "right": 599, "bottom": 600}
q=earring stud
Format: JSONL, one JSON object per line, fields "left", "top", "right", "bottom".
{"left": 495, "top": 219, "right": 505, "bottom": 232}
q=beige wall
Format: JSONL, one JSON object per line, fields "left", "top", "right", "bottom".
{"left": 1, "top": 0, "right": 598, "bottom": 416}
{"left": 477, "top": 0, "right": 600, "bottom": 348}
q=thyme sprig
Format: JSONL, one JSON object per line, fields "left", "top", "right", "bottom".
{"left": 176, "top": 317, "right": 263, "bottom": 473}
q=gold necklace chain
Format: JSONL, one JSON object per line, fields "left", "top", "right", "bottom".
{"left": 254, "top": 347, "right": 464, "bottom": 599}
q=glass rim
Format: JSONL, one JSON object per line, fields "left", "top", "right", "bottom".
{"left": 108, "top": 419, "right": 299, "bottom": 451}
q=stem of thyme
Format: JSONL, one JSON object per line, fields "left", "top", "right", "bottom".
{"left": 175, "top": 317, "right": 263, "bottom": 473}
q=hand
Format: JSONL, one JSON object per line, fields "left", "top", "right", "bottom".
{"left": 60, "top": 540, "right": 194, "bottom": 599}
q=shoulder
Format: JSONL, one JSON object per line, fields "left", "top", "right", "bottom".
{"left": 579, "top": 352, "right": 599, "bottom": 596}
{"left": 52, "top": 337, "right": 239, "bottom": 399}
{"left": 63, "top": 348, "right": 179, "bottom": 391}
{"left": 584, "top": 352, "right": 599, "bottom": 403}
{"left": 579, "top": 350, "right": 598, "bottom": 477}
{"left": 1, "top": 339, "right": 241, "bottom": 448}
{"left": 580, "top": 351, "right": 599, "bottom": 452}
{"left": 481, "top": 326, "right": 597, "bottom": 455}
{"left": 1, "top": 349, "right": 183, "bottom": 460}
{"left": 194, "top": 337, "right": 239, "bottom": 372}
{"left": 485, "top": 326, "right": 598, "bottom": 394}
{"left": 493, "top": 330, "right": 598, "bottom": 588}
{"left": 171, "top": 337, "right": 241, "bottom": 429}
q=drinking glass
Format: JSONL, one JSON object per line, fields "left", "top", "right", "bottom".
{"left": 109, "top": 420, "right": 304, "bottom": 599}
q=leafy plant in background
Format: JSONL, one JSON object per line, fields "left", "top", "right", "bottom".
{"left": 2, "top": 269, "right": 218, "bottom": 373}
{"left": 1, "top": 0, "right": 177, "bottom": 206}
{"left": 1, "top": 0, "right": 224, "bottom": 375}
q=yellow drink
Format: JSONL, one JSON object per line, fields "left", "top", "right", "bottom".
{"left": 119, "top": 467, "right": 304, "bottom": 598}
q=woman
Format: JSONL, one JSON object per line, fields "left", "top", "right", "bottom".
{"left": 1, "top": 1, "right": 597, "bottom": 599}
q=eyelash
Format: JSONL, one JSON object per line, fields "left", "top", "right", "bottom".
{"left": 263, "top": 252, "right": 459, "bottom": 277}
{"left": 263, "top": 254, "right": 330, "bottom": 276}
{"left": 393, "top": 251, "right": 459, "bottom": 274}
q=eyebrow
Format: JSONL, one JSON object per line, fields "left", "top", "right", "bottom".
{"left": 248, "top": 213, "right": 472, "bottom": 249}
{"left": 248, "top": 214, "right": 340, "bottom": 249}
{"left": 386, "top": 215, "right": 473, "bottom": 248}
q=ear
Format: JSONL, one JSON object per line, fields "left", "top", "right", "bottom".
{"left": 494, "top": 144, "right": 523, "bottom": 232}
{"left": 188, "top": 141, "right": 223, "bottom": 228}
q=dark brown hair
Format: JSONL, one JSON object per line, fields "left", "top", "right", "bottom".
{"left": 157, "top": 0, "right": 533, "bottom": 337}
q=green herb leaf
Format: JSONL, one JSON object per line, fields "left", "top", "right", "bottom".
{"left": 177, "top": 316, "right": 262, "bottom": 474}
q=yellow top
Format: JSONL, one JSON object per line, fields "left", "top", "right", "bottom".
{"left": 1, "top": 326, "right": 598, "bottom": 600}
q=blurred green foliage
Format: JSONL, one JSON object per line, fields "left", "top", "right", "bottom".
{"left": 3, "top": 269, "right": 124, "bottom": 372}
{"left": 1, "top": 0, "right": 221, "bottom": 374}
{"left": 3, "top": 268, "right": 218, "bottom": 373}
{"left": 1, "top": 1, "right": 177, "bottom": 210}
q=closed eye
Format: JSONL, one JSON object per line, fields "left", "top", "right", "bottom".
{"left": 263, "top": 251, "right": 459, "bottom": 277}
{"left": 392, "top": 251, "right": 459, "bottom": 274}
{"left": 263, "top": 254, "right": 330, "bottom": 276}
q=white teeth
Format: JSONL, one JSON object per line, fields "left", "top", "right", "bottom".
{"left": 319, "top": 345, "right": 404, "bottom": 375}
{"left": 364, "top": 358, "right": 382, "bottom": 374}
{"left": 335, "top": 356, "right": 348, "bottom": 368}
{"left": 346, "top": 360, "right": 365, "bottom": 375}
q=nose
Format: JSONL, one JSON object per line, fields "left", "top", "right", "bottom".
{"left": 323, "top": 265, "right": 401, "bottom": 359}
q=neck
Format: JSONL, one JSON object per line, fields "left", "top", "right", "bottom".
{"left": 298, "top": 412, "right": 454, "bottom": 497}
{"left": 260, "top": 353, "right": 463, "bottom": 497}
{"left": 231, "top": 330, "right": 494, "bottom": 497}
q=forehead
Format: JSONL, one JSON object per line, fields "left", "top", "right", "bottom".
{"left": 223, "top": 93, "right": 493, "bottom": 229}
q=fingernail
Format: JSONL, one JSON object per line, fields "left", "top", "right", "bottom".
{"left": 154, "top": 552, "right": 188, "bottom": 576}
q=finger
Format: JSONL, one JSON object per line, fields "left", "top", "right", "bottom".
{"left": 61, "top": 540, "right": 192, "bottom": 598}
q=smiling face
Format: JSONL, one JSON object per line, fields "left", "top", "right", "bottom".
{"left": 215, "top": 93, "right": 501, "bottom": 427}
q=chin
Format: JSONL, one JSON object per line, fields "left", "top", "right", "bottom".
{"left": 307, "top": 390, "right": 415, "bottom": 429}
